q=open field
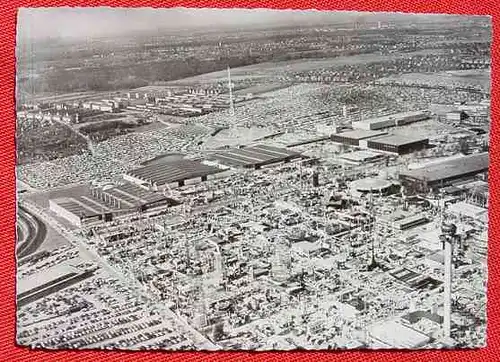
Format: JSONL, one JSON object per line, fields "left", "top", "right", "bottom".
{"left": 376, "top": 69, "right": 491, "bottom": 92}
{"left": 166, "top": 50, "right": 447, "bottom": 85}
{"left": 20, "top": 90, "right": 121, "bottom": 105}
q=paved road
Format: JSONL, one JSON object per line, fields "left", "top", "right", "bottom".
{"left": 17, "top": 205, "right": 48, "bottom": 258}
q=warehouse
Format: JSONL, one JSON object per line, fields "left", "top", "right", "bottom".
{"left": 49, "top": 196, "right": 114, "bottom": 227}
{"left": 211, "top": 144, "right": 302, "bottom": 169}
{"left": 447, "top": 202, "right": 488, "bottom": 223}
{"left": 446, "top": 110, "right": 469, "bottom": 122}
{"left": 90, "top": 182, "right": 180, "bottom": 212}
{"left": 124, "top": 158, "right": 226, "bottom": 190}
{"left": 49, "top": 182, "right": 180, "bottom": 226}
{"left": 340, "top": 150, "right": 386, "bottom": 165}
{"left": 393, "top": 214, "right": 429, "bottom": 230}
{"left": 352, "top": 111, "right": 430, "bottom": 131}
{"left": 366, "top": 134, "right": 429, "bottom": 154}
{"left": 331, "top": 129, "right": 387, "bottom": 147}
{"left": 399, "top": 152, "right": 489, "bottom": 193}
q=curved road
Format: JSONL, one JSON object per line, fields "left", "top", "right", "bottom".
{"left": 17, "top": 206, "right": 47, "bottom": 258}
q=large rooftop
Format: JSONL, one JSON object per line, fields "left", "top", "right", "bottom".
{"left": 354, "top": 110, "right": 429, "bottom": 125}
{"left": 126, "top": 159, "right": 223, "bottom": 186}
{"left": 369, "top": 134, "right": 429, "bottom": 146}
{"left": 400, "top": 152, "right": 489, "bottom": 183}
{"left": 211, "top": 144, "right": 301, "bottom": 168}
{"left": 51, "top": 196, "right": 112, "bottom": 218}
{"left": 332, "top": 129, "right": 387, "bottom": 140}
{"left": 341, "top": 150, "right": 386, "bottom": 162}
{"left": 98, "top": 182, "right": 177, "bottom": 209}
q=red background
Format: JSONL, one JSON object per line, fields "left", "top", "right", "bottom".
{"left": 1, "top": 1, "right": 499, "bottom": 361}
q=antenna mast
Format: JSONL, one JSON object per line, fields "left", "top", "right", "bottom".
{"left": 227, "top": 66, "right": 235, "bottom": 117}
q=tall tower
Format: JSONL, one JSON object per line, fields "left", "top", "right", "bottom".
{"left": 367, "top": 189, "right": 378, "bottom": 270}
{"left": 312, "top": 171, "right": 319, "bottom": 188}
{"left": 227, "top": 66, "right": 235, "bottom": 117}
{"left": 440, "top": 198, "right": 456, "bottom": 342}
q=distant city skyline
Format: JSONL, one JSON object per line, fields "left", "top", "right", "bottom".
{"left": 17, "top": 7, "right": 480, "bottom": 42}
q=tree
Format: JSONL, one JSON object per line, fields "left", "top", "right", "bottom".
{"left": 212, "top": 323, "right": 225, "bottom": 342}
{"left": 459, "top": 138, "right": 470, "bottom": 155}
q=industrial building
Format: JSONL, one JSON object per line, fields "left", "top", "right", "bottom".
{"left": 340, "top": 150, "right": 386, "bottom": 165}
{"left": 49, "top": 181, "right": 180, "bottom": 226}
{"left": 331, "top": 129, "right": 387, "bottom": 147}
{"left": 49, "top": 197, "right": 116, "bottom": 227}
{"left": 393, "top": 214, "right": 429, "bottom": 230}
{"left": 399, "top": 152, "right": 489, "bottom": 193}
{"left": 447, "top": 202, "right": 488, "bottom": 223}
{"left": 211, "top": 144, "right": 302, "bottom": 169}
{"left": 352, "top": 110, "right": 430, "bottom": 131}
{"left": 365, "top": 134, "right": 429, "bottom": 155}
{"left": 124, "top": 159, "right": 227, "bottom": 190}
{"left": 89, "top": 182, "right": 180, "bottom": 212}
{"left": 446, "top": 110, "right": 469, "bottom": 122}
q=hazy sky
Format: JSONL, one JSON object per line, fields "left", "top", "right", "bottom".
{"left": 16, "top": 7, "right": 419, "bottom": 41}
{"left": 17, "top": 7, "right": 480, "bottom": 41}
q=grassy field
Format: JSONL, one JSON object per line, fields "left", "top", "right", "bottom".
{"left": 377, "top": 68, "right": 491, "bottom": 91}
{"left": 20, "top": 49, "right": 450, "bottom": 106}
{"left": 20, "top": 90, "right": 120, "bottom": 105}
{"left": 165, "top": 50, "right": 445, "bottom": 85}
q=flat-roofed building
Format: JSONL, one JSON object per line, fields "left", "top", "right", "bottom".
{"left": 447, "top": 201, "right": 488, "bottom": 223}
{"left": 340, "top": 150, "right": 387, "bottom": 165}
{"left": 90, "top": 182, "right": 180, "bottom": 212}
{"left": 331, "top": 129, "right": 387, "bottom": 147}
{"left": 399, "top": 152, "right": 489, "bottom": 193}
{"left": 366, "top": 134, "right": 429, "bottom": 154}
{"left": 124, "top": 158, "right": 226, "bottom": 190}
{"left": 352, "top": 110, "right": 430, "bottom": 131}
{"left": 49, "top": 196, "right": 114, "bottom": 227}
{"left": 393, "top": 214, "right": 429, "bottom": 230}
{"left": 211, "top": 144, "right": 302, "bottom": 169}
{"left": 447, "top": 110, "right": 469, "bottom": 122}
{"left": 48, "top": 181, "right": 179, "bottom": 226}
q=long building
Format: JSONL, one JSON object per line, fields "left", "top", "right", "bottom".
{"left": 90, "top": 182, "right": 180, "bottom": 212}
{"left": 49, "top": 196, "right": 115, "bottom": 227}
{"left": 366, "top": 134, "right": 429, "bottom": 155}
{"left": 49, "top": 182, "right": 179, "bottom": 226}
{"left": 211, "top": 144, "right": 302, "bottom": 169}
{"left": 399, "top": 152, "right": 489, "bottom": 193}
{"left": 331, "top": 129, "right": 387, "bottom": 147}
{"left": 340, "top": 150, "right": 386, "bottom": 165}
{"left": 124, "top": 159, "right": 226, "bottom": 190}
{"left": 352, "top": 111, "right": 430, "bottom": 131}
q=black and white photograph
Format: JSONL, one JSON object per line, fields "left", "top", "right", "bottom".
{"left": 15, "top": 7, "right": 491, "bottom": 351}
